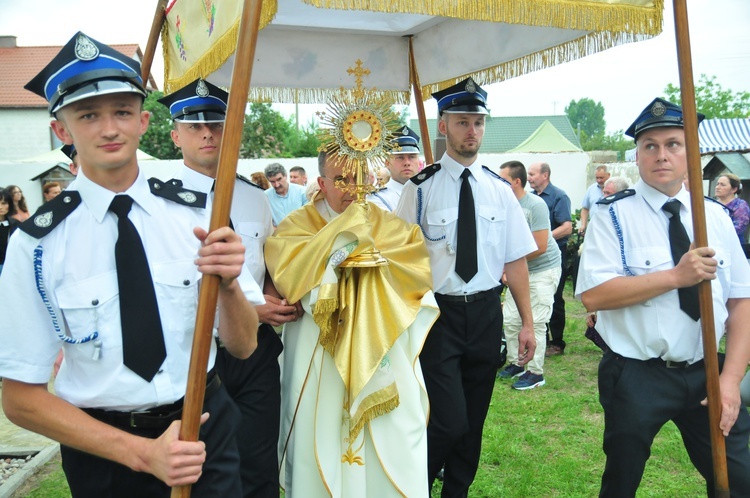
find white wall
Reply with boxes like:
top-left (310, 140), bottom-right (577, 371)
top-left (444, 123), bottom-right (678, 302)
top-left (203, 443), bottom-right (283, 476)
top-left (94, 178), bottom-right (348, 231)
top-left (0, 108), bottom-right (55, 162)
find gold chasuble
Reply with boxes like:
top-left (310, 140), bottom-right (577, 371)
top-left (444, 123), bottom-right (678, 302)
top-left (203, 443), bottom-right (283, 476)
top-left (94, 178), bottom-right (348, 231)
top-left (266, 197), bottom-right (438, 498)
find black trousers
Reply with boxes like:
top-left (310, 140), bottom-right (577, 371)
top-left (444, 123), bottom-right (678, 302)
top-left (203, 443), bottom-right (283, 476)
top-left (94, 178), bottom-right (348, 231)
top-left (547, 247), bottom-right (567, 348)
top-left (61, 385), bottom-right (241, 498)
top-left (422, 292), bottom-right (503, 498)
top-left (598, 352), bottom-right (750, 498)
top-left (215, 323), bottom-right (283, 498)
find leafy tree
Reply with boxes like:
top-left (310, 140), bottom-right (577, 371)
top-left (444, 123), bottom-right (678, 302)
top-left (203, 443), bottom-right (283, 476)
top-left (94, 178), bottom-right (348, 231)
top-left (241, 103), bottom-right (295, 158)
top-left (664, 74), bottom-right (750, 119)
top-left (285, 120), bottom-right (321, 158)
top-left (584, 130), bottom-right (634, 160)
top-left (141, 91), bottom-right (181, 160)
top-left (565, 98), bottom-right (606, 140)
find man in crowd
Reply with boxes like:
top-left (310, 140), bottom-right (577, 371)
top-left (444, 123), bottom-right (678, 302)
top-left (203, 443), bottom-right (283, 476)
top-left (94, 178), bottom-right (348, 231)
top-left (527, 162), bottom-right (572, 356)
top-left (0, 32), bottom-right (262, 496)
top-left (289, 165), bottom-right (307, 186)
top-left (577, 97), bottom-right (750, 496)
top-left (160, 78), bottom-right (299, 497)
top-left (395, 77), bottom-right (536, 497)
top-left (369, 125), bottom-right (421, 211)
top-left (266, 149), bottom-right (438, 497)
top-left (498, 160), bottom-right (561, 390)
top-left (579, 165), bottom-right (610, 235)
top-left (264, 163), bottom-right (307, 226)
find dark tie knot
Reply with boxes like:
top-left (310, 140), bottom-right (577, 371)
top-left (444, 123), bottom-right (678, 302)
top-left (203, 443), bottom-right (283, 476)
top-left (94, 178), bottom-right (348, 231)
top-left (662, 200), bottom-right (681, 218)
top-left (460, 169), bottom-right (472, 181)
top-left (109, 195), bottom-right (134, 218)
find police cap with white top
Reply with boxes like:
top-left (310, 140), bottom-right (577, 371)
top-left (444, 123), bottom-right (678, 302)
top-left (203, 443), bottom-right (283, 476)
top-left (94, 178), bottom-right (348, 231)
top-left (432, 77), bottom-right (488, 116)
top-left (25, 32), bottom-right (146, 115)
top-left (158, 78), bottom-right (228, 123)
top-left (625, 97), bottom-right (705, 140)
top-left (391, 125), bottom-right (420, 154)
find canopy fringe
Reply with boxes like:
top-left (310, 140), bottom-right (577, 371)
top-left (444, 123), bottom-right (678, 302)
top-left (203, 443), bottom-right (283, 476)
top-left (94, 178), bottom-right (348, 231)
top-left (302, 0), bottom-right (663, 35)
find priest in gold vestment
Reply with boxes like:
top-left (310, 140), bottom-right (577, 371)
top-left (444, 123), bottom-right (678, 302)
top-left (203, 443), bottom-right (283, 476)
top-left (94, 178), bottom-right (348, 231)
top-left (265, 150), bottom-right (439, 497)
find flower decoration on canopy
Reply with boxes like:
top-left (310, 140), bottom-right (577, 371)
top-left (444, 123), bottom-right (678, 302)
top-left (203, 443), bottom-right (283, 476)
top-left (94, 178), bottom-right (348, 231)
top-left (317, 59), bottom-right (401, 199)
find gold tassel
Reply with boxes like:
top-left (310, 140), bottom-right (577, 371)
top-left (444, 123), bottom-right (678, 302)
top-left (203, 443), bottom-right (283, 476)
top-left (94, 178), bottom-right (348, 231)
top-left (349, 391), bottom-right (400, 443)
top-left (313, 297), bottom-right (338, 357)
top-left (301, 0), bottom-right (663, 34)
top-left (246, 86), bottom-right (410, 105)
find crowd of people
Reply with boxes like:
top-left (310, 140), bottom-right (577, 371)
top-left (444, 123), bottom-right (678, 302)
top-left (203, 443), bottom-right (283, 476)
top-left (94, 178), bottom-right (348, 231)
top-left (2, 30), bottom-right (750, 498)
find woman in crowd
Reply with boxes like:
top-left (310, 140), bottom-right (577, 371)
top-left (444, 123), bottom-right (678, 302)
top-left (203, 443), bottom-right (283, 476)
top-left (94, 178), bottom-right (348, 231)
top-left (715, 173), bottom-right (750, 242)
top-left (6, 185), bottom-right (29, 222)
top-left (250, 171), bottom-right (270, 190)
top-left (0, 189), bottom-right (20, 276)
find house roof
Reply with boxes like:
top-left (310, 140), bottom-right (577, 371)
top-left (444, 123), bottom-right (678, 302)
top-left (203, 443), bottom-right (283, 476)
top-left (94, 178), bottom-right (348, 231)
top-left (409, 115), bottom-right (581, 154)
top-left (507, 120), bottom-right (582, 153)
top-left (703, 152), bottom-right (750, 180)
top-left (0, 42), bottom-right (156, 108)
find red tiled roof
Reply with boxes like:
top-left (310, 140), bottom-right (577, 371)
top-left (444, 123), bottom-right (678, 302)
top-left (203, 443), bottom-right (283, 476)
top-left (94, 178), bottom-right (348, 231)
top-left (0, 43), bottom-right (155, 108)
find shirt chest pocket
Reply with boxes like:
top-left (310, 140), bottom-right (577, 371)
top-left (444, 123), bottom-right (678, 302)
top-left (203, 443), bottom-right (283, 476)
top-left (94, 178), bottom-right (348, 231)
top-left (152, 260), bottom-right (201, 334)
top-left (623, 246), bottom-right (673, 275)
top-left (478, 206), bottom-right (506, 246)
top-left (56, 271), bottom-right (119, 347)
top-left (425, 208), bottom-right (458, 243)
top-left (236, 221), bottom-right (267, 267)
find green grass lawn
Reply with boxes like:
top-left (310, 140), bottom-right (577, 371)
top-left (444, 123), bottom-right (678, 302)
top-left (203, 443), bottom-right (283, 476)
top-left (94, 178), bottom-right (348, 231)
top-left (20, 282), bottom-right (710, 497)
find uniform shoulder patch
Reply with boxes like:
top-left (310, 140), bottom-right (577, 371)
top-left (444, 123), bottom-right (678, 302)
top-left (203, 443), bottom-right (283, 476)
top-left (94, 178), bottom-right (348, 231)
top-left (482, 165), bottom-right (510, 186)
top-left (19, 191), bottom-right (81, 239)
top-left (148, 178), bottom-right (207, 208)
top-left (409, 163), bottom-right (441, 185)
top-left (236, 174), bottom-right (264, 190)
top-left (596, 188), bottom-right (636, 205)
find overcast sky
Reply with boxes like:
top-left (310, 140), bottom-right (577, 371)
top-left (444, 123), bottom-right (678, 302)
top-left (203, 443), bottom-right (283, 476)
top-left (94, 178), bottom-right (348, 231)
top-left (1, 0), bottom-right (747, 133)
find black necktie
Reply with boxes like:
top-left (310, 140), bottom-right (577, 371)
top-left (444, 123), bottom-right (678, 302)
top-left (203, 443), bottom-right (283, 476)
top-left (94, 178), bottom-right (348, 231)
top-left (210, 180), bottom-right (234, 230)
top-left (455, 169), bottom-right (478, 282)
top-left (109, 195), bottom-right (166, 381)
top-left (662, 200), bottom-right (700, 321)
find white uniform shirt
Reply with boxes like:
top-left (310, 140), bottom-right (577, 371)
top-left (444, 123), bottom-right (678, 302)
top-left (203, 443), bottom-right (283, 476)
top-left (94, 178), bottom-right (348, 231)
top-left (175, 166), bottom-right (273, 287)
top-left (368, 178), bottom-right (404, 212)
top-left (395, 153), bottom-right (536, 295)
top-left (576, 179), bottom-right (750, 363)
top-left (0, 169), bottom-right (264, 411)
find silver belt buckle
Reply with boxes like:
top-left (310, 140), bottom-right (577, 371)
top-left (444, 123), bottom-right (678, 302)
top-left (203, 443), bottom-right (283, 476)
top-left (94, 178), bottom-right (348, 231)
top-left (665, 360), bottom-right (685, 368)
top-left (130, 410), bottom-right (150, 428)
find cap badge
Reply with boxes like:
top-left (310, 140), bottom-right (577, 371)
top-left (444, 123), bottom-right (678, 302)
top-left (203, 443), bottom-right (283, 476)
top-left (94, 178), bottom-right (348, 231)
top-left (650, 101), bottom-right (667, 117)
top-left (196, 79), bottom-right (210, 98)
top-left (177, 191), bottom-right (198, 204)
top-left (465, 79), bottom-right (476, 94)
top-left (74, 33), bottom-right (99, 61)
top-left (34, 212), bottom-right (53, 228)
top-left (401, 128), bottom-right (409, 136)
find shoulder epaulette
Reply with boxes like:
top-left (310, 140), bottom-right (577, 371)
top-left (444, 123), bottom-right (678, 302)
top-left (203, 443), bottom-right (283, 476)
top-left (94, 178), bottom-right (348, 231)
top-left (596, 188), bottom-right (636, 205)
top-left (704, 195), bottom-right (732, 215)
top-left (148, 178), bottom-right (207, 208)
top-left (410, 163), bottom-right (441, 185)
top-left (19, 191), bottom-right (81, 238)
top-left (236, 174), bottom-right (264, 190)
top-left (376, 187), bottom-right (388, 193)
top-left (482, 165), bottom-right (510, 186)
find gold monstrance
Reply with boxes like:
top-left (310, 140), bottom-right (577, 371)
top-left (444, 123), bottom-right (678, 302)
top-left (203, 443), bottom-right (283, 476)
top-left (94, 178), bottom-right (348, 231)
top-left (317, 60), bottom-right (402, 267)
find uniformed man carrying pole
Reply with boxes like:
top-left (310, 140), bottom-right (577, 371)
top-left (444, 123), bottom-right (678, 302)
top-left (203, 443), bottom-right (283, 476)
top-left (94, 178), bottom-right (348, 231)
top-left (0, 32), bottom-right (262, 497)
top-left (576, 98), bottom-right (750, 497)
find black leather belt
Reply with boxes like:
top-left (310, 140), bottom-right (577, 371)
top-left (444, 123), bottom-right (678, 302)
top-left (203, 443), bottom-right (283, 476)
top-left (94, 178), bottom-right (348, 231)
top-left (83, 370), bottom-right (221, 430)
top-left (648, 357), bottom-right (695, 369)
top-left (435, 286), bottom-right (501, 303)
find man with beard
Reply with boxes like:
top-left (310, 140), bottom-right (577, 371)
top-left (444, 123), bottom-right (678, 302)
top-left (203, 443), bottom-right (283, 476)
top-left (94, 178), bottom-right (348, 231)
top-left (395, 77), bottom-right (536, 497)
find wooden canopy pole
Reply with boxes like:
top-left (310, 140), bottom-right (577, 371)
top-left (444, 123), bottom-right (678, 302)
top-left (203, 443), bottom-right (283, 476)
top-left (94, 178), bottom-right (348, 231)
top-left (408, 36), bottom-right (433, 165)
top-left (672, 1), bottom-right (729, 496)
top-left (170, 0), bottom-right (265, 496)
top-left (141, 0), bottom-right (167, 87)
